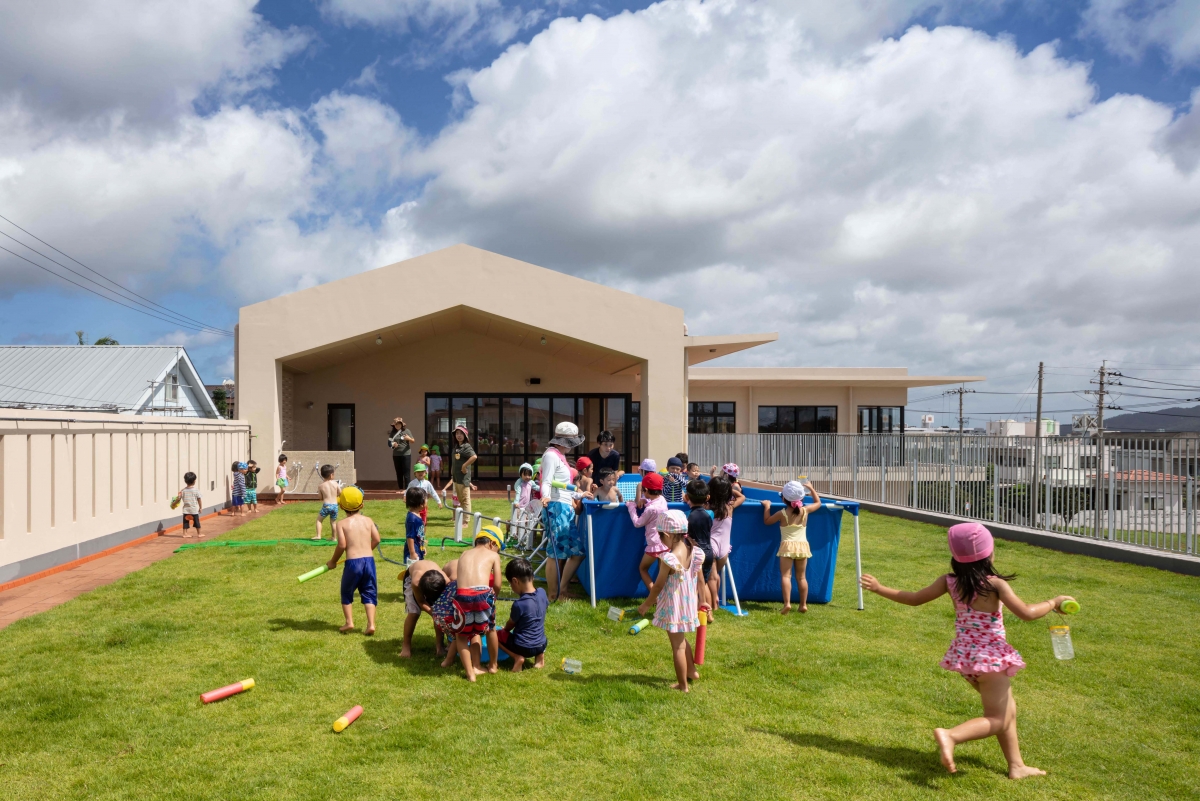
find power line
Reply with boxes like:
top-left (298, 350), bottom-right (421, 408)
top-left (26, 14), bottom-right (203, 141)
top-left (0, 245), bottom-right (226, 335)
top-left (0, 213), bottom-right (232, 336)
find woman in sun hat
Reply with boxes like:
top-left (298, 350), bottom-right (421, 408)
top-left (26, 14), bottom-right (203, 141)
top-left (539, 422), bottom-right (593, 601)
top-left (451, 424), bottom-right (477, 514)
top-left (860, 522), bottom-right (1077, 779)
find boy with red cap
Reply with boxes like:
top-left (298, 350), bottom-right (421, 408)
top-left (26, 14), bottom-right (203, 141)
top-left (628, 472), bottom-right (669, 594)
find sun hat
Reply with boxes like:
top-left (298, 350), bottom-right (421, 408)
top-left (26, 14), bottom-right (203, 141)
top-left (337, 485), bottom-right (365, 513)
top-left (721, 462), bottom-right (740, 479)
top-left (549, 421), bottom-right (585, 449)
top-left (453, 424), bottom-right (469, 441)
top-left (519, 462), bottom-right (533, 475)
top-left (947, 522), bottom-right (994, 563)
top-left (781, 480), bottom-right (807, 505)
top-left (575, 456), bottom-right (593, 470)
top-left (431, 445), bottom-right (440, 454)
top-left (639, 458), bottom-right (657, 473)
top-left (666, 457), bottom-right (683, 469)
top-left (236, 461), bottom-right (247, 470)
top-left (659, 509), bottom-right (689, 535)
top-left (476, 524), bottom-right (505, 550)
top-left (641, 472), bottom-right (664, 492)
top-left (419, 443), bottom-right (429, 451)
top-left (414, 463), bottom-right (427, 474)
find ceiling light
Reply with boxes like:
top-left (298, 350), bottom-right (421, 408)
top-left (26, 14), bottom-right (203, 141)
top-left (376, 336), bottom-right (383, 345)
top-left (540, 335), bottom-right (547, 345)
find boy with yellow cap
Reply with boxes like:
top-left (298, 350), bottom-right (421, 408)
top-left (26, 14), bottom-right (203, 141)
top-left (325, 485), bottom-right (381, 635)
top-left (434, 525), bottom-right (503, 681)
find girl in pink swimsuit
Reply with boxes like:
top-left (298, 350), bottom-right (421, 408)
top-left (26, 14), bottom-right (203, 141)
top-left (860, 522), bottom-right (1076, 780)
top-left (706, 475), bottom-right (743, 606)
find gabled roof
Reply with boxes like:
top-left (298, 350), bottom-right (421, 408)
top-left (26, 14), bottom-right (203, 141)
top-left (0, 346), bottom-right (221, 417)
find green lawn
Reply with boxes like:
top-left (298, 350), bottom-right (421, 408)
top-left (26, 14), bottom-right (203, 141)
top-left (1, 501), bottom-right (1197, 800)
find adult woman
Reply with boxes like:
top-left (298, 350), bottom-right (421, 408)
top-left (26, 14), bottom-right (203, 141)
top-left (389, 417), bottom-right (415, 490)
top-left (540, 422), bottom-right (593, 601)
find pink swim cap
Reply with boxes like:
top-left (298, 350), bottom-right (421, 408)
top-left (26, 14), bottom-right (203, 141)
top-left (947, 522), bottom-right (994, 563)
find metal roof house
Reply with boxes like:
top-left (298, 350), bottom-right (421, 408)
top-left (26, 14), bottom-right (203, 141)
top-left (0, 346), bottom-right (222, 418)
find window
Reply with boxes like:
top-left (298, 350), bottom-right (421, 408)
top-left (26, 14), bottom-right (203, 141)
top-left (328, 404), bottom-right (355, 451)
top-left (689, 402), bottom-right (736, 434)
top-left (165, 374), bottom-right (179, 403)
top-left (759, 406), bottom-right (837, 433)
top-left (858, 406), bottom-right (903, 433)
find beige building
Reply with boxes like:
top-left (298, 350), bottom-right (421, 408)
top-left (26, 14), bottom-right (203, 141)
top-left (237, 245), bottom-right (980, 485)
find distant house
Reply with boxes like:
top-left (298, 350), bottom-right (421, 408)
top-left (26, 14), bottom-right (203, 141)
top-left (0, 346), bottom-right (222, 418)
top-left (205, 383), bottom-right (236, 419)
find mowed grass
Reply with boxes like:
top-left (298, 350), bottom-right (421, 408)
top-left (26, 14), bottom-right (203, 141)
top-left (0, 501), bottom-right (1197, 801)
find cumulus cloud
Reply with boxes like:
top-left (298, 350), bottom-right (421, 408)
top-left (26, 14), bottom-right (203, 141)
top-left (1083, 0), bottom-right (1200, 66)
top-left (321, 0), bottom-right (546, 55)
top-left (0, 0), bottom-right (309, 124)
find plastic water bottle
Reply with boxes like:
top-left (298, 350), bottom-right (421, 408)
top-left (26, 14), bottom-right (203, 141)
top-left (1049, 624), bottom-right (1074, 660)
top-left (561, 657), bottom-right (582, 674)
top-left (607, 606), bottom-right (625, 622)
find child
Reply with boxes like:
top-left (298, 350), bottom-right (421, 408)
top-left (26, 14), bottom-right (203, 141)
top-left (860, 523), bottom-right (1074, 779)
top-left (498, 557), bottom-right (548, 672)
top-left (512, 462), bottom-right (536, 509)
top-left (432, 526), bottom-right (503, 681)
top-left (707, 475), bottom-right (742, 605)
top-left (314, 464), bottom-right (339, 540)
top-left (404, 486), bottom-right (427, 562)
top-left (429, 446), bottom-right (443, 490)
top-left (325, 485), bottom-right (380, 634)
top-left (407, 463), bottom-right (443, 522)
top-left (633, 458), bottom-right (657, 506)
top-left (675, 452), bottom-right (689, 465)
top-left (402, 560), bottom-right (448, 659)
top-left (685, 478), bottom-right (716, 616)
top-left (663, 457), bottom-right (687, 503)
top-left (245, 460), bottom-right (260, 512)
top-left (592, 467), bottom-right (623, 503)
top-left (636, 509), bottom-right (703, 692)
top-left (275, 454), bottom-right (289, 504)
top-left (761, 480), bottom-right (822, 614)
top-left (177, 471), bottom-right (202, 538)
top-left (712, 462), bottom-right (745, 504)
top-left (417, 444), bottom-right (432, 473)
top-left (628, 472), bottom-right (669, 593)
top-left (686, 462), bottom-right (702, 480)
top-left (231, 461), bottom-right (246, 516)
top-left (574, 456), bottom-right (594, 494)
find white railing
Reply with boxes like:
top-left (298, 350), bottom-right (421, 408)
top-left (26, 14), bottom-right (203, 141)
top-left (689, 432), bottom-right (1197, 555)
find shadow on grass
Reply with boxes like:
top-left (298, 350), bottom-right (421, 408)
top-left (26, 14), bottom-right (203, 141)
top-left (753, 729), bottom-right (989, 787)
top-left (267, 618), bottom-right (343, 633)
top-left (363, 636), bottom-right (456, 676)
top-left (546, 671), bottom-right (664, 688)
top-left (376, 592), bottom-right (405, 604)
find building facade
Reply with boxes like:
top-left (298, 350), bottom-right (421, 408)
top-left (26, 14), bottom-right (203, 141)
top-left (237, 245), bottom-right (980, 484)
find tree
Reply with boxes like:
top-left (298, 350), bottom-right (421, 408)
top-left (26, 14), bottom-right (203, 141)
top-left (211, 388), bottom-right (228, 418)
top-left (76, 330), bottom-right (86, 345)
top-left (92, 336), bottom-right (119, 345)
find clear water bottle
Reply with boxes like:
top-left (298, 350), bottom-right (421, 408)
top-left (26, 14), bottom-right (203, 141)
top-left (561, 657), bottom-right (582, 674)
top-left (1049, 624), bottom-right (1074, 660)
top-left (607, 606), bottom-right (625, 622)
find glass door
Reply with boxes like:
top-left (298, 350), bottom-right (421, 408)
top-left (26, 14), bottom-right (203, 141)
top-left (501, 397), bottom-right (526, 478)
top-left (476, 397), bottom-right (501, 479)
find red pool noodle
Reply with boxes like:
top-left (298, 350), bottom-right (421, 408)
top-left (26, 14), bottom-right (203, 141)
top-left (695, 618), bottom-right (707, 665)
top-left (201, 678), bottom-right (254, 704)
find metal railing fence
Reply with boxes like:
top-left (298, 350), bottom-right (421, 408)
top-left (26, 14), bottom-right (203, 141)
top-left (689, 433), bottom-right (1198, 555)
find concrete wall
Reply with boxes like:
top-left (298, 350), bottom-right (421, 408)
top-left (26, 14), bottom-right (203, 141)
top-left (687, 385), bottom-right (908, 433)
top-left (288, 328), bottom-right (640, 482)
top-left (0, 409), bottom-right (250, 581)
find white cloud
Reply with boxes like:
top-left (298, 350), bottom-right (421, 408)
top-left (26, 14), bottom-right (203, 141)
top-left (0, 0), bottom-right (309, 124)
top-left (320, 0), bottom-right (543, 54)
top-left (1083, 0), bottom-right (1200, 66)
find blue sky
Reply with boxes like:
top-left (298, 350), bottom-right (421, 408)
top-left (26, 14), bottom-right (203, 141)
top-left (2, 0), bottom-right (1200, 424)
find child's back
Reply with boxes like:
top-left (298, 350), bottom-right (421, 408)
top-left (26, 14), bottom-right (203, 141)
top-left (338, 512), bottom-right (379, 560)
top-left (319, 478), bottom-right (339, 504)
top-left (458, 541), bottom-right (501, 589)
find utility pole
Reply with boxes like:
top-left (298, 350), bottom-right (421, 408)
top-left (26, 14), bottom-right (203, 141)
top-left (946, 386), bottom-right (976, 433)
top-left (1092, 360), bottom-right (1109, 538)
top-left (1034, 361), bottom-right (1044, 526)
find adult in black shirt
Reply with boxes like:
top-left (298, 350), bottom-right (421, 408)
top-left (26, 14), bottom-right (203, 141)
top-left (586, 430), bottom-right (622, 477)
top-left (685, 478), bottom-right (716, 612)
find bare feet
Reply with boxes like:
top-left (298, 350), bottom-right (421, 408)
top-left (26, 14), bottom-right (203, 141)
top-left (511, 656), bottom-right (525, 673)
top-left (486, 664), bottom-right (499, 674)
top-left (533, 654), bottom-right (545, 669)
top-left (1008, 765), bottom-right (1046, 780)
top-left (933, 728), bottom-right (957, 774)
top-left (670, 682), bottom-right (690, 692)
top-left (781, 604), bottom-right (792, 615)
top-left (364, 626), bottom-right (376, 636)
top-left (440, 653), bottom-right (456, 668)
top-left (688, 670), bottom-right (700, 681)
top-left (400, 646), bottom-right (412, 658)
top-left (799, 605), bottom-right (808, 613)
top-left (339, 624), bottom-right (355, 633)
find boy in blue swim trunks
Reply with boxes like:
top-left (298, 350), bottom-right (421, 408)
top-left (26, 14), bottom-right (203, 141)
top-left (325, 485), bottom-right (380, 634)
top-left (314, 464), bottom-right (339, 540)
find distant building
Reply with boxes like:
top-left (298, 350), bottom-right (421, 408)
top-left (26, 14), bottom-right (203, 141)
top-left (206, 382), bottom-right (236, 419)
top-left (986, 419), bottom-right (1061, 437)
top-left (0, 346), bottom-right (222, 418)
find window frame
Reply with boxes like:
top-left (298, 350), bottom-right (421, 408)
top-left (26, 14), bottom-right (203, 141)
top-left (688, 401), bottom-right (736, 434)
top-left (758, 405), bottom-right (838, 434)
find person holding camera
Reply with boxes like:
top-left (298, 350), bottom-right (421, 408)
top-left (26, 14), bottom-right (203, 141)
top-left (389, 416), bottom-right (415, 490)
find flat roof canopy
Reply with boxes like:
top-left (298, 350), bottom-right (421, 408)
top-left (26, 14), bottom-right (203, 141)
top-left (688, 367), bottom-right (985, 388)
